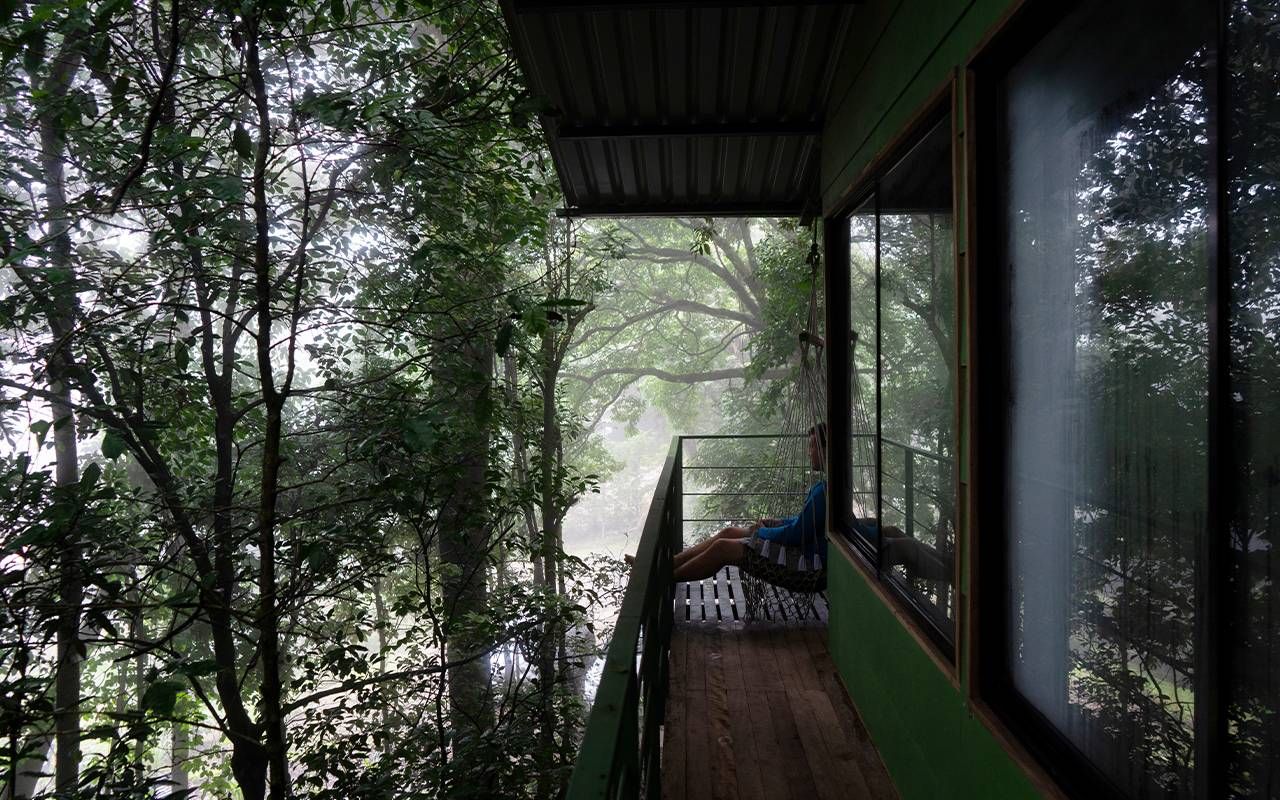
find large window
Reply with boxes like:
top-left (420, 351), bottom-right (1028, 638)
top-left (976, 0), bottom-right (1280, 796)
top-left (1225, 1), bottom-right (1280, 795)
top-left (842, 109), bottom-right (957, 652)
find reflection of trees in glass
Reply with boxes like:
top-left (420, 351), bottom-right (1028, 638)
top-left (878, 212), bottom-right (956, 623)
top-left (1057, 48), bottom-right (1210, 797)
top-left (849, 210), bottom-right (878, 518)
top-left (1227, 2), bottom-right (1280, 796)
top-left (847, 186), bottom-right (956, 626)
top-left (879, 213), bottom-right (956, 457)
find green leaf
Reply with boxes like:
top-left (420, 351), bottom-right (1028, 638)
top-left (402, 418), bottom-right (437, 452)
top-left (101, 430), bottom-right (126, 460)
top-left (89, 36), bottom-right (110, 73)
top-left (141, 679), bottom-right (184, 715)
top-left (232, 123), bottom-right (253, 160)
top-left (110, 74), bottom-right (129, 108)
top-left (209, 175), bottom-right (242, 201)
top-left (80, 462), bottom-right (102, 491)
top-left (5, 525), bottom-right (54, 551)
top-left (29, 419), bottom-right (50, 447)
top-left (0, 0), bottom-right (17, 27)
top-left (330, 0), bottom-right (345, 24)
top-left (22, 30), bottom-right (44, 74)
top-left (175, 343), bottom-right (189, 372)
top-left (176, 659), bottom-right (219, 677)
top-left (87, 607), bottom-right (119, 638)
top-left (495, 321), bottom-right (514, 357)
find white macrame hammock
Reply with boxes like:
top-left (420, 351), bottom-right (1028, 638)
top-left (738, 237), bottom-right (876, 621)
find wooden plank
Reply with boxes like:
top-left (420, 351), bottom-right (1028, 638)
top-left (719, 627), bottom-right (767, 800)
top-left (744, 625), bottom-right (783, 688)
top-left (683, 628), bottom-right (712, 799)
top-left (815, 591), bottom-right (829, 622)
top-left (668, 627), bottom-right (688, 695)
top-left (769, 626), bottom-right (801, 690)
top-left (663, 628), bottom-right (688, 800)
top-left (701, 578), bottom-right (718, 623)
top-left (787, 687), bottom-right (874, 800)
top-left (808, 687), bottom-right (879, 798)
top-left (744, 688), bottom-right (792, 800)
top-left (728, 567), bottom-right (746, 621)
top-left (786, 628), bottom-right (824, 693)
top-left (805, 632), bottom-right (900, 799)
top-left (705, 628), bottom-right (738, 800)
top-left (715, 568), bottom-right (732, 622)
top-left (764, 687), bottom-right (821, 797)
top-left (718, 625), bottom-right (746, 695)
top-left (804, 627), bottom-right (829, 663)
top-left (808, 629), bottom-right (870, 743)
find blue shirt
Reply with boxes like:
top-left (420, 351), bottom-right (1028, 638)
top-left (756, 481), bottom-right (827, 561)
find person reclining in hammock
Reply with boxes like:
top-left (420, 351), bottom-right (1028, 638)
top-left (673, 425), bottom-right (830, 582)
top-left (672, 424), bottom-right (954, 584)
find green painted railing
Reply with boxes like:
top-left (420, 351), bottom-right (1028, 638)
top-left (566, 437), bottom-right (682, 800)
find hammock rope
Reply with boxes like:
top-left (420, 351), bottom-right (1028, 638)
top-left (738, 226), bottom-right (872, 620)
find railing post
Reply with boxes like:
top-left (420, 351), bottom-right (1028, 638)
top-left (904, 448), bottom-right (915, 538)
top-left (673, 440), bottom-right (684, 552)
top-left (566, 437), bottom-right (681, 800)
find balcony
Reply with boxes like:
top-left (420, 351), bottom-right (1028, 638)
top-left (567, 436), bottom-right (900, 799)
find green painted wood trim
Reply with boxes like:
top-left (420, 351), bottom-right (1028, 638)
top-left (821, 0), bottom-right (1017, 213)
top-left (826, 550), bottom-right (1043, 799)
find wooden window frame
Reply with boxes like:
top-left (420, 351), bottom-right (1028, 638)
top-left (823, 78), bottom-right (962, 673)
top-left (964, 0), bottom-right (1233, 797)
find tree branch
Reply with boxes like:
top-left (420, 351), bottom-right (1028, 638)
top-left (108, 0), bottom-right (184, 214)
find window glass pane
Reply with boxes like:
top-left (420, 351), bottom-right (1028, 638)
top-left (848, 196), bottom-right (879, 551)
top-left (878, 118), bottom-right (957, 634)
top-left (999, 0), bottom-right (1211, 794)
top-left (1227, 1), bottom-right (1280, 795)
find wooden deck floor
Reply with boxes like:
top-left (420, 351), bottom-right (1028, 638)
top-left (662, 568), bottom-right (898, 800)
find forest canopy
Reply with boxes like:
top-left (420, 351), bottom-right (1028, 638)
top-left (0, 2), bottom-right (820, 798)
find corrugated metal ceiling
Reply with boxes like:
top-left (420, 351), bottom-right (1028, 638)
top-left (502, 1), bottom-right (856, 217)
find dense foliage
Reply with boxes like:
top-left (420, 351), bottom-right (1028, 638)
top-left (0, 1), bottom-right (621, 798)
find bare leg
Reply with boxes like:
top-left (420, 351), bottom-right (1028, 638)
top-left (674, 538), bottom-right (747, 582)
top-left (673, 525), bottom-right (750, 568)
top-left (882, 533), bottom-right (953, 583)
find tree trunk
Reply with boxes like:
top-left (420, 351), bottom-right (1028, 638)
top-left (372, 582), bottom-right (392, 758)
top-left (131, 591), bottom-right (146, 778)
top-left (503, 355), bottom-right (542, 570)
top-left (3, 731), bottom-right (51, 800)
top-left (33, 44), bottom-right (84, 797)
top-left (437, 334), bottom-right (495, 742)
top-left (535, 332), bottom-right (563, 796)
top-left (169, 720), bottom-right (189, 796)
top-left (245, 20), bottom-right (289, 799)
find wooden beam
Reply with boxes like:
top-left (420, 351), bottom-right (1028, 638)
top-left (556, 202), bottom-right (807, 218)
top-left (557, 121), bottom-right (822, 140)
top-left (513, 0), bottom-right (858, 13)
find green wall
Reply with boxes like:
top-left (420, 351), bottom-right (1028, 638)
top-left (822, 0), bottom-right (1010, 212)
top-left (820, 1), bottom-right (1048, 797)
top-left (827, 553), bottom-right (1041, 799)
